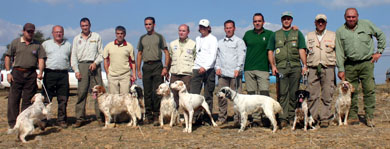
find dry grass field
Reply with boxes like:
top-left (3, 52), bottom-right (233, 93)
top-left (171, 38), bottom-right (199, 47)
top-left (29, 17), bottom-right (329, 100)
top-left (0, 83), bottom-right (390, 148)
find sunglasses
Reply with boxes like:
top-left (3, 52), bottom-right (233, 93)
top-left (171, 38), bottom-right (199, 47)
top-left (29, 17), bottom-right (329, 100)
top-left (26, 30), bottom-right (35, 34)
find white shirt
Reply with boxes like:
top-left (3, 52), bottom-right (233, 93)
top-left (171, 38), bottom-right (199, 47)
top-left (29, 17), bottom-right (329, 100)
top-left (193, 33), bottom-right (218, 70)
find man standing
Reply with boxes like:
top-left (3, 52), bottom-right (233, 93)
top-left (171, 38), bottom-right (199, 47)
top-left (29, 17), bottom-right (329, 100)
top-left (243, 13), bottom-right (273, 96)
top-left (215, 20), bottom-right (246, 126)
top-left (41, 25), bottom-right (72, 128)
top-left (71, 17), bottom-right (104, 127)
top-left (190, 19), bottom-right (218, 125)
top-left (104, 26), bottom-right (136, 94)
top-left (306, 14), bottom-right (336, 128)
top-left (169, 24), bottom-right (196, 106)
top-left (136, 17), bottom-right (170, 124)
top-left (336, 8), bottom-right (386, 127)
top-left (5, 23), bottom-right (46, 129)
top-left (268, 12), bottom-right (307, 128)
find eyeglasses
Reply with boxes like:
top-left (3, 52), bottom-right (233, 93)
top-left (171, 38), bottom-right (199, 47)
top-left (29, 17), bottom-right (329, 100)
top-left (26, 30), bottom-right (35, 34)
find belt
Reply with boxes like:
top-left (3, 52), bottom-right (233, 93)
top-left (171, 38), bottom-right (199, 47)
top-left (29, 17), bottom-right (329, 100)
top-left (13, 67), bottom-right (35, 73)
top-left (44, 68), bottom-right (68, 73)
top-left (145, 60), bottom-right (161, 65)
top-left (79, 61), bottom-right (94, 63)
top-left (345, 58), bottom-right (371, 65)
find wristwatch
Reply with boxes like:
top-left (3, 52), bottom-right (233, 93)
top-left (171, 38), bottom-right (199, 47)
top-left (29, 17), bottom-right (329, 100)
top-left (6, 70), bottom-right (11, 74)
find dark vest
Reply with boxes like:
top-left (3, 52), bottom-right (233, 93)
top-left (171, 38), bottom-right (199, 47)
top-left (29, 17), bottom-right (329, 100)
top-left (274, 29), bottom-right (301, 69)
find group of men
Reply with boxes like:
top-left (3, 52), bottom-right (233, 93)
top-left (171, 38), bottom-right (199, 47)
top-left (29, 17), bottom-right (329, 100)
top-left (6, 7), bottom-right (386, 130)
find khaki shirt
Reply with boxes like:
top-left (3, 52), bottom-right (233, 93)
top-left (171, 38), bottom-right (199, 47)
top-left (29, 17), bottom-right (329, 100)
top-left (71, 32), bottom-right (103, 72)
top-left (306, 30), bottom-right (336, 67)
top-left (103, 41), bottom-right (135, 77)
top-left (169, 38), bottom-right (196, 75)
top-left (6, 37), bottom-right (46, 69)
top-left (336, 19), bottom-right (386, 71)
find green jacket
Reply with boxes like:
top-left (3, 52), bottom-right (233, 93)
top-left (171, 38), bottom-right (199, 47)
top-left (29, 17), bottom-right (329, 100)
top-left (336, 19), bottom-right (387, 72)
top-left (274, 29), bottom-right (301, 69)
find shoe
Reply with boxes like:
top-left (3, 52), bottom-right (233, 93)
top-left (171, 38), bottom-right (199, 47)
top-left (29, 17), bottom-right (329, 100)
top-left (143, 118), bottom-right (153, 125)
top-left (366, 118), bottom-right (375, 127)
top-left (348, 118), bottom-right (360, 125)
top-left (73, 120), bottom-right (84, 128)
top-left (57, 121), bottom-right (68, 128)
top-left (320, 121), bottom-right (329, 128)
top-left (280, 120), bottom-right (288, 128)
top-left (233, 121), bottom-right (240, 128)
top-left (97, 121), bottom-right (105, 127)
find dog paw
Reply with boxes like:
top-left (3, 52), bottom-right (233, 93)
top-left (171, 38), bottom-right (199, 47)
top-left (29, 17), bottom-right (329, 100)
top-left (291, 128), bottom-right (295, 131)
top-left (238, 129), bottom-right (244, 133)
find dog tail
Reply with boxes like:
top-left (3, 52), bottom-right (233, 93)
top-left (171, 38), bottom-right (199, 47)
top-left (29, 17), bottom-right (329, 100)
top-left (273, 101), bottom-right (283, 115)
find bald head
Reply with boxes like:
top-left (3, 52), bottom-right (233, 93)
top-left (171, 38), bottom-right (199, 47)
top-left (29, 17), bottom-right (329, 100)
top-left (178, 24), bottom-right (190, 41)
top-left (52, 25), bottom-right (64, 44)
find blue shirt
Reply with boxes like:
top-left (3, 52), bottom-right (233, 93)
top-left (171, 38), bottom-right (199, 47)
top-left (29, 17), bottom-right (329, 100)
top-left (215, 35), bottom-right (246, 78)
top-left (42, 39), bottom-right (72, 70)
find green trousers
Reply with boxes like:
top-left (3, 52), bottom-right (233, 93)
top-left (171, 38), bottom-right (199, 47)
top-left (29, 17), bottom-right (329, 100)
top-left (142, 62), bottom-right (163, 120)
top-left (277, 66), bottom-right (301, 121)
top-left (345, 60), bottom-right (376, 119)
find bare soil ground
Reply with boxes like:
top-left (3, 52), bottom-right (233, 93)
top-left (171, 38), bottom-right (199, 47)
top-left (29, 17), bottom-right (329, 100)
top-left (1, 84), bottom-right (390, 148)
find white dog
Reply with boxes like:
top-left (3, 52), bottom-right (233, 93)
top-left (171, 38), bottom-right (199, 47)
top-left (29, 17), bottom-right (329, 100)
top-left (217, 87), bottom-right (282, 133)
top-left (291, 90), bottom-right (315, 131)
top-left (335, 81), bottom-right (354, 126)
top-left (170, 80), bottom-right (217, 133)
top-left (92, 85), bottom-right (142, 128)
top-left (156, 83), bottom-right (179, 127)
top-left (7, 93), bottom-right (52, 143)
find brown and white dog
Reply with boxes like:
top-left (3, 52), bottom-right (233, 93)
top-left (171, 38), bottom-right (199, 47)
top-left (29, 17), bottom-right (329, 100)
top-left (92, 85), bottom-right (142, 128)
top-left (156, 83), bottom-right (179, 127)
top-left (7, 93), bottom-right (52, 143)
top-left (335, 81), bottom-right (354, 126)
top-left (292, 90), bottom-right (315, 131)
top-left (217, 87), bottom-right (282, 133)
top-left (170, 80), bottom-right (218, 133)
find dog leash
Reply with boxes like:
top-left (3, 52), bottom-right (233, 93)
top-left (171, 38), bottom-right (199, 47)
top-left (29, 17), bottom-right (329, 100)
top-left (302, 70), bottom-right (308, 90)
top-left (40, 80), bottom-right (52, 103)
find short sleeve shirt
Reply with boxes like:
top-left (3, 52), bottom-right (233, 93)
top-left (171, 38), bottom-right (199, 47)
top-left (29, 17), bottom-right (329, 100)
top-left (6, 37), bottom-right (46, 69)
top-left (137, 32), bottom-right (167, 62)
top-left (103, 41), bottom-right (135, 76)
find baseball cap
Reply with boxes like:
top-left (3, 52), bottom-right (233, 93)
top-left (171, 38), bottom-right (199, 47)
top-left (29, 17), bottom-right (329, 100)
top-left (281, 11), bottom-right (293, 18)
top-left (23, 23), bottom-right (35, 31)
top-left (199, 19), bottom-right (210, 27)
top-left (315, 14), bottom-right (327, 22)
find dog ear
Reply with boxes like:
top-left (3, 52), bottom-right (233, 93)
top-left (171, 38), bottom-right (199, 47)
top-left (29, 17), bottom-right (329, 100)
top-left (165, 87), bottom-right (170, 95)
top-left (304, 90), bottom-right (310, 98)
top-left (225, 89), bottom-right (232, 99)
top-left (99, 86), bottom-right (106, 94)
top-left (136, 86), bottom-right (144, 99)
top-left (31, 94), bottom-right (37, 103)
top-left (295, 90), bottom-right (300, 98)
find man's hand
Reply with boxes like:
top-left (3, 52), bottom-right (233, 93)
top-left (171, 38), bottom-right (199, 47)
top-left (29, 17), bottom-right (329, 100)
top-left (37, 73), bottom-right (43, 80)
top-left (338, 71), bottom-right (345, 81)
top-left (75, 72), bottom-right (81, 80)
top-left (89, 63), bottom-right (97, 71)
top-left (271, 66), bottom-right (278, 76)
top-left (301, 66), bottom-right (308, 75)
top-left (7, 74), bottom-right (13, 83)
top-left (161, 67), bottom-right (168, 76)
top-left (131, 73), bottom-right (136, 82)
top-left (371, 53), bottom-right (382, 63)
top-left (234, 70), bottom-right (239, 78)
top-left (137, 71), bottom-right (142, 79)
top-left (199, 67), bottom-right (206, 74)
top-left (216, 69), bottom-right (222, 76)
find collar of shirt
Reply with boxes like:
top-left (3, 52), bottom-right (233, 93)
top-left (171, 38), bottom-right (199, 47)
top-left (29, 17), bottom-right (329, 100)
top-left (224, 36), bottom-right (234, 42)
top-left (114, 39), bottom-right (127, 46)
top-left (79, 32), bottom-right (92, 39)
top-left (179, 38), bottom-right (188, 43)
top-left (316, 29), bottom-right (327, 41)
top-left (20, 37), bottom-right (34, 43)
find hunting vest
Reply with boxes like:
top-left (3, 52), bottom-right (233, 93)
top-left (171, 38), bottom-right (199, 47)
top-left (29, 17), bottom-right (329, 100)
top-left (274, 29), bottom-right (300, 69)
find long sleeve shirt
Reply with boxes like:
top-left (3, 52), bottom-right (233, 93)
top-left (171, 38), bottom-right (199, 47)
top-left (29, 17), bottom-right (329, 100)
top-left (215, 35), bottom-right (246, 78)
top-left (193, 34), bottom-right (218, 70)
top-left (71, 32), bottom-right (103, 72)
top-left (336, 19), bottom-right (386, 72)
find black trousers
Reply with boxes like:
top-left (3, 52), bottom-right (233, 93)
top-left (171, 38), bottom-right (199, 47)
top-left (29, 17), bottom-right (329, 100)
top-left (7, 69), bottom-right (37, 128)
top-left (142, 62), bottom-right (163, 120)
top-left (42, 69), bottom-right (69, 122)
